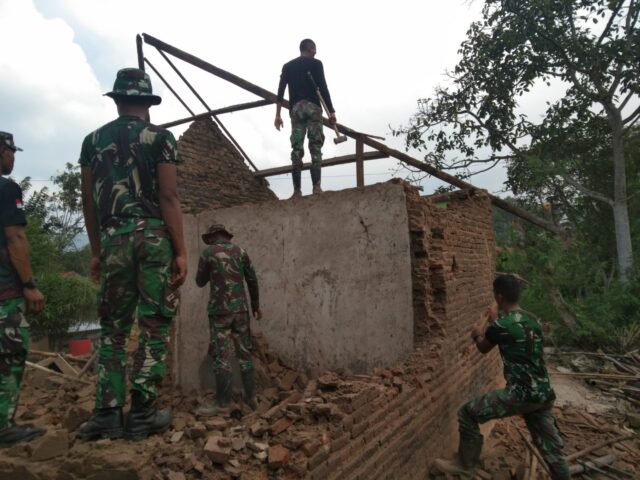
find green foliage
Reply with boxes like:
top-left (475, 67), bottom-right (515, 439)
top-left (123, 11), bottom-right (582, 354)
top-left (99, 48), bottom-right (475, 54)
top-left (21, 162), bottom-right (84, 252)
top-left (15, 163), bottom-right (96, 341)
top-left (29, 273), bottom-right (97, 342)
top-left (24, 216), bottom-right (64, 275)
top-left (496, 210), bottom-right (640, 353)
top-left (396, 0), bottom-right (640, 277)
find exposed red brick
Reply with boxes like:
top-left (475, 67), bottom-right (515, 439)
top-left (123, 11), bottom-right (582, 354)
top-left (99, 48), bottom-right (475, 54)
top-left (177, 119), bottom-right (276, 214)
top-left (267, 444), bottom-right (289, 469)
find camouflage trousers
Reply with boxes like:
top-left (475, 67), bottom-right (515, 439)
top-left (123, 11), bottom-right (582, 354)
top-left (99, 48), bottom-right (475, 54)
top-left (290, 100), bottom-right (325, 186)
top-left (208, 312), bottom-right (253, 373)
top-left (458, 389), bottom-right (570, 480)
top-left (0, 298), bottom-right (28, 430)
top-left (95, 227), bottom-right (179, 409)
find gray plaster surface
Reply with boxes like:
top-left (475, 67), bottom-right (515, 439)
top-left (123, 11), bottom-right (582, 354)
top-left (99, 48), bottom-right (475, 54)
top-left (174, 182), bottom-right (414, 391)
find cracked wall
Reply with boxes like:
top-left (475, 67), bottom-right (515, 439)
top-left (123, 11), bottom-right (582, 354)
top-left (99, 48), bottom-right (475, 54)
top-left (175, 182), bottom-right (415, 391)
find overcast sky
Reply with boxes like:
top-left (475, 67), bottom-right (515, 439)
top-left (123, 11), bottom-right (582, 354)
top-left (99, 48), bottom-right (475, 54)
top-left (1, 0), bottom-right (521, 198)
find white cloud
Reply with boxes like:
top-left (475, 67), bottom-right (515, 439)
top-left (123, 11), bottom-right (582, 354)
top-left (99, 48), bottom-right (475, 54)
top-left (0, 0), bottom-right (111, 182)
top-left (7, 0), bottom-right (512, 198)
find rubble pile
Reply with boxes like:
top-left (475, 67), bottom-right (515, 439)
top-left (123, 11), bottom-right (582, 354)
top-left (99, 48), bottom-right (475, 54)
top-left (1, 336), bottom-right (638, 480)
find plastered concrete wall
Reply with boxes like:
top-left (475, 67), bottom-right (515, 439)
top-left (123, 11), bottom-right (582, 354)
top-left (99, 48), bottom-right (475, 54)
top-left (175, 182), bottom-right (414, 391)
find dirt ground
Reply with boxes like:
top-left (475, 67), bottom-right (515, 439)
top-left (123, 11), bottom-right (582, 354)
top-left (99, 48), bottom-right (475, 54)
top-left (0, 344), bottom-right (638, 480)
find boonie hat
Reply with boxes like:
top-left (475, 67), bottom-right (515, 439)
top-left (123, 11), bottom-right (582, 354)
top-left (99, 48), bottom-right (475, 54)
top-left (104, 68), bottom-right (162, 105)
top-left (202, 224), bottom-right (233, 243)
top-left (0, 132), bottom-right (23, 152)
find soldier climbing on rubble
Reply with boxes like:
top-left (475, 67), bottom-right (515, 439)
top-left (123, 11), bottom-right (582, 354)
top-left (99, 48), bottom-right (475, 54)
top-left (77, 68), bottom-right (187, 441)
top-left (0, 132), bottom-right (47, 448)
top-left (432, 274), bottom-right (570, 479)
top-left (274, 38), bottom-right (337, 197)
top-left (195, 224), bottom-right (261, 417)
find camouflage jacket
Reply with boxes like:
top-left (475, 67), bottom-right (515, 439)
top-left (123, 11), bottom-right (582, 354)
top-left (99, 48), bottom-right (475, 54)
top-left (78, 115), bottom-right (181, 236)
top-left (485, 309), bottom-right (555, 403)
top-left (0, 176), bottom-right (27, 301)
top-left (196, 240), bottom-right (259, 316)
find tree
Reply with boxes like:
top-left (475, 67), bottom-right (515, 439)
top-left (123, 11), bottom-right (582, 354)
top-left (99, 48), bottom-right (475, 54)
top-left (21, 162), bottom-right (84, 252)
top-left (15, 165), bottom-right (96, 344)
top-left (397, 0), bottom-right (639, 279)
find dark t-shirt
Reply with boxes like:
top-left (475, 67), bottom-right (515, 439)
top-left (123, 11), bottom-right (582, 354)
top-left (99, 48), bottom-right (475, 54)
top-left (277, 56), bottom-right (334, 112)
top-left (0, 177), bottom-right (27, 301)
top-left (485, 309), bottom-right (555, 403)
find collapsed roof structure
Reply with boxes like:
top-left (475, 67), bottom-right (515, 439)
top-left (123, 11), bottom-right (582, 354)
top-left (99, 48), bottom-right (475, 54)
top-left (137, 33), bottom-right (559, 235)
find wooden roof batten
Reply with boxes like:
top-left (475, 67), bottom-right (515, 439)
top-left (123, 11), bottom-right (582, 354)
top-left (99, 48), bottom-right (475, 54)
top-left (137, 33), bottom-right (560, 235)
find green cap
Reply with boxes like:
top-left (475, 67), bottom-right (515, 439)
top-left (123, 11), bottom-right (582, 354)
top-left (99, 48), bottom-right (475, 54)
top-left (202, 224), bottom-right (233, 243)
top-left (104, 68), bottom-right (162, 105)
top-left (0, 131), bottom-right (23, 152)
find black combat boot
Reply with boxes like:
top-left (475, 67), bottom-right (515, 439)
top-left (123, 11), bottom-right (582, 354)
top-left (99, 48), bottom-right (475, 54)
top-left (195, 371), bottom-right (232, 417)
top-left (291, 167), bottom-right (302, 198)
top-left (77, 408), bottom-right (124, 440)
top-left (241, 369), bottom-right (258, 410)
top-left (124, 392), bottom-right (172, 441)
top-left (0, 422), bottom-right (46, 448)
top-left (311, 165), bottom-right (322, 194)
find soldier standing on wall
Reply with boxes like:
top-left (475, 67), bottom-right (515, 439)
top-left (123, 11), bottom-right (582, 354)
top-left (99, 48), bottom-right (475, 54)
top-left (0, 132), bottom-right (47, 447)
top-left (195, 224), bottom-right (261, 417)
top-left (274, 38), bottom-right (337, 197)
top-left (432, 274), bottom-right (570, 480)
top-left (77, 68), bottom-right (187, 441)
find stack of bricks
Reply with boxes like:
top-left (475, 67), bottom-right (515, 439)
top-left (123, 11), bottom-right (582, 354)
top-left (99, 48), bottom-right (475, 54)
top-left (176, 118), bottom-right (277, 213)
top-left (298, 183), bottom-right (502, 479)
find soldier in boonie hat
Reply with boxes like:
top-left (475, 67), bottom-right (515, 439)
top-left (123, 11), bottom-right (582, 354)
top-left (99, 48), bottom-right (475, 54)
top-left (0, 132), bottom-right (23, 152)
top-left (77, 66), bottom-right (186, 442)
top-left (202, 224), bottom-right (233, 244)
top-left (104, 68), bottom-right (162, 105)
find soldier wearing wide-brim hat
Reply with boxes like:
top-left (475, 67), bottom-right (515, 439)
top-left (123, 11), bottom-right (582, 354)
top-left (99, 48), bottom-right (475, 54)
top-left (78, 68), bottom-right (187, 442)
top-left (201, 224), bottom-right (234, 244)
top-left (0, 131), bottom-right (47, 447)
top-left (0, 132), bottom-right (23, 152)
top-left (104, 68), bottom-right (162, 105)
top-left (195, 223), bottom-right (262, 417)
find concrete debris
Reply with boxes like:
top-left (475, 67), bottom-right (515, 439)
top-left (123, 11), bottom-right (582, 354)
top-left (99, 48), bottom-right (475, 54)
top-left (203, 435), bottom-right (231, 465)
top-left (268, 444), bottom-right (289, 469)
top-left (29, 429), bottom-right (69, 461)
top-left (4, 327), bottom-right (638, 480)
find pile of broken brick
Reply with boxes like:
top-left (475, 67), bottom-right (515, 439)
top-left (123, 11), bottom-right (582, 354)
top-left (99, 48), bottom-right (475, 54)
top-left (0, 333), bottom-right (410, 479)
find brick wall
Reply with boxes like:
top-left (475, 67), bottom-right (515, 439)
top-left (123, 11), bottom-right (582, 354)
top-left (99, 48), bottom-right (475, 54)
top-left (302, 185), bottom-right (502, 479)
top-left (176, 118), bottom-right (277, 213)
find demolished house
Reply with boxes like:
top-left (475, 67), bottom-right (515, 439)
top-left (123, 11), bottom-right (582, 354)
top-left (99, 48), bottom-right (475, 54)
top-left (171, 108), bottom-right (503, 478)
top-left (0, 34), bottom-right (570, 480)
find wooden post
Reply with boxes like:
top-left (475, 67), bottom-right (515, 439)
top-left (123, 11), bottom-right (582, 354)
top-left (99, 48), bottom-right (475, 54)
top-left (136, 34), bottom-right (144, 71)
top-left (356, 135), bottom-right (364, 187)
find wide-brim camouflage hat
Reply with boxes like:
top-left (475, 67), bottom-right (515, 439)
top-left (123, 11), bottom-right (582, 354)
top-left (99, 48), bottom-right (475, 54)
top-left (202, 224), bottom-right (233, 242)
top-left (104, 68), bottom-right (162, 105)
top-left (0, 131), bottom-right (23, 152)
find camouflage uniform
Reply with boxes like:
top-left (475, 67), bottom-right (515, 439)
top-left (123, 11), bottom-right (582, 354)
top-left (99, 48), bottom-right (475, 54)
top-left (458, 310), bottom-right (569, 479)
top-left (290, 100), bottom-right (325, 186)
top-left (0, 149), bottom-right (28, 429)
top-left (196, 234), bottom-right (259, 373)
top-left (79, 80), bottom-right (180, 409)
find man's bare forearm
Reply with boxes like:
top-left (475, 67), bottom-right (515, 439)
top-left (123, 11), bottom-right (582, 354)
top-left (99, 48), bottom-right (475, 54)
top-left (81, 167), bottom-right (100, 257)
top-left (160, 193), bottom-right (186, 257)
top-left (5, 226), bottom-right (34, 282)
